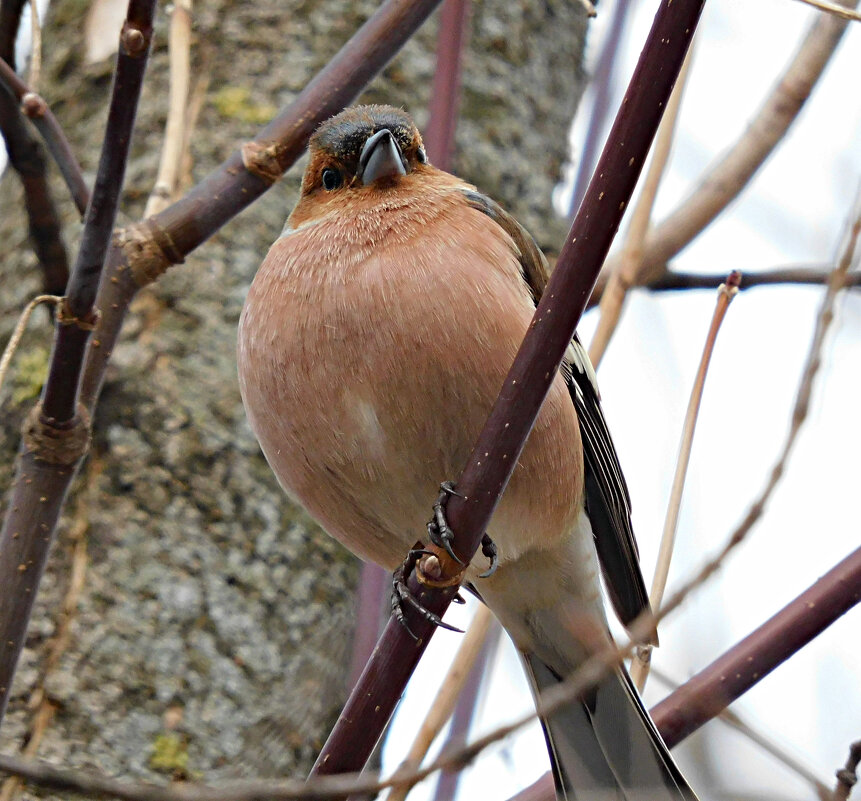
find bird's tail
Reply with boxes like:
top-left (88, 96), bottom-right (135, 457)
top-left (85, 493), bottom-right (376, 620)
top-left (523, 654), bottom-right (696, 801)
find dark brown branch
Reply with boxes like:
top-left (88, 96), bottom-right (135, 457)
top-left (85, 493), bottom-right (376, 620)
top-left (652, 544), bottom-right (861, 747)
top-left (310, 0), bottom-right (705, 783)
top-left (645, 266), bottom-right (859, 293)
top-left (834, 741), bottom-right (861, 801)
top-left (0, 56), bottom-right (90, 216)
top-left (0, 85), bottom-right (69, 295)
top-left (584, 263), bottom-right (857, 308)
top-left (0, 0), bottom-right (26, 67)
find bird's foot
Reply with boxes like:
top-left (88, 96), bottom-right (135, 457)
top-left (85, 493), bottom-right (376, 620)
top-left (427, 481), bottom-right (464, 565)
top-left (427, 481), bottom-right (498, 579)
top-left (392, 546), bottom-right (464, 640)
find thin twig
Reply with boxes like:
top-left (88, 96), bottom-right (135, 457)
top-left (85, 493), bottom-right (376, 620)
top-left (0, 294), bottom-right (62, 400)
top-left (576, 0), bottom-right (597, 17)
top-left (26, 0), bottom-right (41, 92)
top-left (834, 741), bottom-right (861, 801)
top-left (144, 0), bottom-right (192, 218)
top-left (387, 606), bottom-right (493, 801)
top-left (589, 42), bottom-right (694, 367)
top-left (630, 271), bottom-right (740, 691)
top-left (642, 265), bottom-right (859, 293)
top-left (791, 0), bottom-right (861, 20)
top-left (601, 0), bottom-right (859, 287)
top-left (0, 57), bottom-right (90, 216)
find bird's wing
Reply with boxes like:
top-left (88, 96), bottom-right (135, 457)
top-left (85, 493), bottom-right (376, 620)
top-left (460, 188), bottom-right (651, 631)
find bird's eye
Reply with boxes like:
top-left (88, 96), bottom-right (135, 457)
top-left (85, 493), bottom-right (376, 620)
top-left (321, 168), bottom-right (343, 190)
top-left (416, 146), bottom-right (427, 164)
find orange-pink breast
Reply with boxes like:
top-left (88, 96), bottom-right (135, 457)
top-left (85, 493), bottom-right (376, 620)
top-left (237, 183), bottom-right (584, 570)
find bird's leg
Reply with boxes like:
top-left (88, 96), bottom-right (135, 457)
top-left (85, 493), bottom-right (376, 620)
top-left (427, 481), bottom-right (498, 579)
top-left (391, 547), bottom-right (464, 639)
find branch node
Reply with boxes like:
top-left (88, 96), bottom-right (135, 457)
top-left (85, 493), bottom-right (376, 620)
top-left (23, 402), bottom-right (91, 465)
top-left (416, 546), bottom-right (466, 588)
top-left (120, 22), bottom-right (150, 57)
top-left (56, 298), bottom-right (99, 331)
top-left (118, 222), bottom-right (184, 287)
top-left (20, 92), bottom-right (46, 118)
top-left (241, 140), bottom-right (284, 185)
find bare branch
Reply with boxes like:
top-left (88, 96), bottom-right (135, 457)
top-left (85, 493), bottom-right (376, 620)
top-left (0, 0), bottom-right (158, 725)
top-left (631, 272), bottom-right (740, 691)
top-left (0, 295), bottom-right (62, 399)
top-left (791, 0), bottom-right (861, 20)
top-left (388, 606), bottom-right (494, 801)
top-left (26, 0), bottom-right (41, 91)
top-left (0, 58), bottom-right (90, 216)
top-left (422, 0), bottom-right (469, 172)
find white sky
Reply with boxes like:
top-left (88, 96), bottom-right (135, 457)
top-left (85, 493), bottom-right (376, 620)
top-left (383, 2), bottom-right (861, 799)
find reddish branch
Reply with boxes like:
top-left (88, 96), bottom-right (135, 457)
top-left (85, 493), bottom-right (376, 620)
top-left (653, 544), bottom-right (861, 747)
top-left (310, 0), bottom-right (705, 782)
top-left (422, 0), bottom-right (469, 170)
top-left (510, 545), bottom-right (861, 801)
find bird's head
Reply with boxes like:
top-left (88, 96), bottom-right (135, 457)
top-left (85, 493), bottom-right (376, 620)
top-left (289, 105), bottom-right (430, 226)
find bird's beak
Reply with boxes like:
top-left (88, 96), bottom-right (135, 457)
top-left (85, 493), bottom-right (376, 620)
top-left (356, 129), bottom-right (407, 185)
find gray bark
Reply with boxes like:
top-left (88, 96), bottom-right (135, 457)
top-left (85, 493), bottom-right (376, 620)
top-left (0, 0), bottom-right (590, 792)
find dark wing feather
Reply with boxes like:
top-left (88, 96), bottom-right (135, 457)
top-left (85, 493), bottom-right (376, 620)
top-left (461, 188), bottom-right (651, 632)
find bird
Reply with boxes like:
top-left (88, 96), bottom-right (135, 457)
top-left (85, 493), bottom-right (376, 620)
top-left (237, 104), bottom-right (696, 800)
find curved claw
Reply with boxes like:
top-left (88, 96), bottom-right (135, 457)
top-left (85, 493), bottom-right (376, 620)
top-left (427, 482), bottom-right (465, 565)
top-left (400, 588), bottom-right (464, 633)
top-left (478, 533), bottom-right (499, 579)
top-left (391, 547), bottom-right (465, 638)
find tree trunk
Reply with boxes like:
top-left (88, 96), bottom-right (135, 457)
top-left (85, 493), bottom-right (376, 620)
top-left (0, 0), bottom-right (590, 790)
